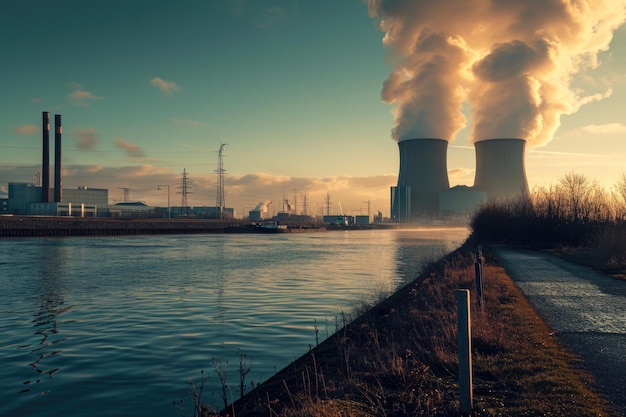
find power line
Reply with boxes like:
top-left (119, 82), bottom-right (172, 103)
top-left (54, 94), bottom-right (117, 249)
top-left (215, 144), bottom-right (228, 219)
top-left (178, 168), bottom-right (192, 213)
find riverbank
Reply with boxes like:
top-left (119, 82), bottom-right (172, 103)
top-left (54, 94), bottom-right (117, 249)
top-left (0, 216), bottom-right (329, 236)
top-left (216, 240), bottom-right (619, 416)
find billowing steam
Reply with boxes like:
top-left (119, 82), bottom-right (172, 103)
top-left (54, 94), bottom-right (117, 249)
top-left (253, 200), bottom-right (272, 212)
top-left (369, 0), bottom-right (626, 146)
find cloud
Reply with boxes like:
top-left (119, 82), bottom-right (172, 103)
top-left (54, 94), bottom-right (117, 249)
top-left (67, 84), bottom-right (103, 107)
top-left (581, 123), bottom-right (626, 135)
top-left (73, 128), bottom-right (99, 150)
top-left (448, 167), bottom-right (473, 180)
top-left (150, 77), bottom-right (181, 95)
top-left (226, 173), bottom-right (395, 214)
top-left (370, 0), bottom-right (626, 146)
top-left (171, 117), bottom-right (202, 128)
top-left (12, 125), bottom-right (38, 135)
top-left (0, 161), bottom-right (394, 215)
top-left (113, 137), bottom-right (152, 161)
top-left (31, 98), bottom-right (42, 103)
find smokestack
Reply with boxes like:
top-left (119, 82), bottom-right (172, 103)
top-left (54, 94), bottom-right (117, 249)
top-left (54, 114), bottom-right (62, 203)
top-left (473, 138), bottom-right (529, 201)
top-left (395, 138), bottom-right (450, 218)
top-left (41, 112), bottom-right (50, 203)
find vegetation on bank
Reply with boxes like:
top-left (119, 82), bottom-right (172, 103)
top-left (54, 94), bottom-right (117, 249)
top-left (471, 172), bottom-right (626, 276)
top-left (177, 240), bottom-right (617, 416)
top-left (174, 172), bottom-right (624, 416)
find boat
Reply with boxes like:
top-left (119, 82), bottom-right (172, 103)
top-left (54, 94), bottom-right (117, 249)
top-left (255, 221), bottom-right (289, 232)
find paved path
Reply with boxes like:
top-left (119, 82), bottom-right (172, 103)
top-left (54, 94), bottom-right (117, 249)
top-left (492, 247), bottom-right (626, 415)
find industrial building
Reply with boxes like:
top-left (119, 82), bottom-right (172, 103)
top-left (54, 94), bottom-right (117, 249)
top-left (391, 137), bottom-right (529, 222)
top-left (2, 112), bottom-right (238, 219)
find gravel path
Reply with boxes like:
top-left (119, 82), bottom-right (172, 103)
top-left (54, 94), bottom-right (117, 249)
top-left (492, 247), bottom-right (626, 415)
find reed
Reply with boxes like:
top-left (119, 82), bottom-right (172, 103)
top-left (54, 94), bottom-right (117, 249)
top-left (219, 240), bottom-right (619, 416)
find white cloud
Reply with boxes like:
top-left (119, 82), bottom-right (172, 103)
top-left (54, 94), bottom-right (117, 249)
top-left (150, 77), bottom-right (181, 96)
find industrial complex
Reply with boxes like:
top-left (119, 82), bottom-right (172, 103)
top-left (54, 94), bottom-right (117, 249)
top-left (2, 113), bottom-right (529, 224)
top-left (390, 137), bottom-right (529, 222)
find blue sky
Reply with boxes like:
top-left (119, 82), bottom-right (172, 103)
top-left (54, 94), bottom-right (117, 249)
top-left (2, 0), bottom-right (626, 217)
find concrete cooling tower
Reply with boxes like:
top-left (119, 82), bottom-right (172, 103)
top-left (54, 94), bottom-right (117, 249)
top-left (394, 138), bottom-right (450, 219)
top-left (473, 138), bottom-right (529, 201)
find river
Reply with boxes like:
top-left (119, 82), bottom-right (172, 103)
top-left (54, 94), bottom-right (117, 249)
top-left (0, 227), bottom-right (468, 416)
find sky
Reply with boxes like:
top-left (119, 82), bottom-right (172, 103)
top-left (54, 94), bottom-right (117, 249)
top-left (1, 0), bottom-right (626, 218)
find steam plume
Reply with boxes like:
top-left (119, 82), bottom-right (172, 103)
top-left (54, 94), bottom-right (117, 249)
top-left (369, 0), bottom-right (626, 146)
top-left (253, 200), bottom-right (272, 212)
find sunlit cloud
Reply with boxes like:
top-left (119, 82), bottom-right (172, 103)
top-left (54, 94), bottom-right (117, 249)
top-left (73, 128), bottom-right (99, 150)
top-left (171, 117), bottom-right (202, 128)
top-left (67, 84), bottom-right (103, 107)
top-left (0, 163), bottom-right (393, 215)
top-left (581, 122), bottom-right (626, 135)
top-left (448, 167), bottom-right (473, 179)
top-left (528, 149), bottom-right (603, 158)
top-left (112, 137), bottom-right (157, 162)
top-left (150, 77), bottom-right (181, 96)
top-left (12, 125), bottom-right (38, 135)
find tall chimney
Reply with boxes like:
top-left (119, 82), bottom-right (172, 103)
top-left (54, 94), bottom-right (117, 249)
top-left (54, 114), bottom-right (62, 203)
top-left (394, 138), bottom-right (450, 219)
top-left (41, 112), bottom-right (50, 203)
top-left (473, 138), bottom-right (529, 201)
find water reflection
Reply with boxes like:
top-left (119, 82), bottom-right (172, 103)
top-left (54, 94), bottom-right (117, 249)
top-left (393, 228), bottom-right (468, 284)
top-left (19, 240), bottom-right (72, 396)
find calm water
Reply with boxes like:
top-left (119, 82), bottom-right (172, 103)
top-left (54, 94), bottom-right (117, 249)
top-left (0, 227), bottom-right (468, 416)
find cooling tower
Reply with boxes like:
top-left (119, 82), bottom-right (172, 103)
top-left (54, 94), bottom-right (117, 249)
top-left (395, 138), bottom-right (450, 219)
top-left (41, 112), bottom-right (50, 203)
top-left (54, 114), bottom-right (62, 203)
top-left (473, 138), bottom-right (529, 201)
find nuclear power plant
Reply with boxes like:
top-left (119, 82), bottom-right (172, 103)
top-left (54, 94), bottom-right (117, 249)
top-left (474, 138), bottom-right (529, 201)
top-left (391, 137), bottom-right (529, 222)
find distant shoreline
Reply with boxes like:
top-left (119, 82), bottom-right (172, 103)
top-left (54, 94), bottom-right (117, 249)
top-left (0, 216), bottom-right (409, 237)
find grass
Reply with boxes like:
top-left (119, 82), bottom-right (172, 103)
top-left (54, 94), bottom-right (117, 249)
top-left (180, 172), bottom-right (625, 416)
top-left (201, 238), bottom-right (619, 416)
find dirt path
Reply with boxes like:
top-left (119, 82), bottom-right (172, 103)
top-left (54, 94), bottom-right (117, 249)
top-left (492, 247), bottom-right (626, 415)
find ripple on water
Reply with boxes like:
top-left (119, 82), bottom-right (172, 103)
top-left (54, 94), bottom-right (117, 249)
top-left (0, 228), bottom-right (468, 417)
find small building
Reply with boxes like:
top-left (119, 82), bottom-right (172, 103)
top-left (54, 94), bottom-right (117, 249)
top-left (323, 215), bottom-right (353, 225)
top-left (7, 183), bottom-right (109, 216)
top-left (8, 182), bottom-right (41, 215)
top-left (355, 215), bottom-right (370, 225)
top-left (110, 201), bottom-right (154, 218)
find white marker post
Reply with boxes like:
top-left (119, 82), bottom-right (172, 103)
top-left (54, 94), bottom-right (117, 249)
top-left (457, 289), bottom-right (473, 415)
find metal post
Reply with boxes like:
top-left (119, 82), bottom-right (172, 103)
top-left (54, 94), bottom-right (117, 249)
top-left (475, 246), bottom-right (484, 308)
top-left (457, 289), bottom-right (473, 415)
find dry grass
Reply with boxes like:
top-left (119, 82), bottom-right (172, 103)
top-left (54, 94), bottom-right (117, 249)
top-left (218, 241), bottom-right (619, 416)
